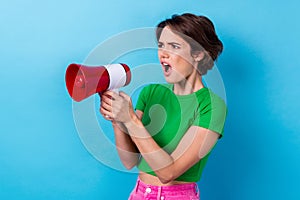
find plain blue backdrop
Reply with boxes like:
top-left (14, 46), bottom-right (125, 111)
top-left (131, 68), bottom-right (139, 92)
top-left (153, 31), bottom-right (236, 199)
top-left (1, 0), bottom-right (300, 199)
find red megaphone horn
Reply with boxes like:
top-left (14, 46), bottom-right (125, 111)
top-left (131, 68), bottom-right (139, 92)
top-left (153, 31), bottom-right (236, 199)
top-left (65, 63), bottom-right (131, 102)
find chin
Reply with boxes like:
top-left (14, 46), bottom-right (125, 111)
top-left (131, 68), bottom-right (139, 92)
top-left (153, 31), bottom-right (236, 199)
top-left (164, 77), bottom-right (174, 84)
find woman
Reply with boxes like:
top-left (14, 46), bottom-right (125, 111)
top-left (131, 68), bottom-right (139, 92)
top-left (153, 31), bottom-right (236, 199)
top-left (100, 13), bottom-right (227, 200)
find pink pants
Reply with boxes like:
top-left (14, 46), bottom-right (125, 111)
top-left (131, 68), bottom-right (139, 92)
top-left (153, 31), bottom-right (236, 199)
top-left (128, 177), bottom-right (200, 200)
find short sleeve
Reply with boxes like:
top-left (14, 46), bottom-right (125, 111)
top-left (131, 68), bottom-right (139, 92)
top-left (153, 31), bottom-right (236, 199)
top-left (135, 85), bottom-right (149, 112)
top-left (192, 92), bottom-right (227, 137)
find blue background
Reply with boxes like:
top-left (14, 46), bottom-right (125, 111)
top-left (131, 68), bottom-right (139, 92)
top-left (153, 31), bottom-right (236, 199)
top-left (1, 0), bottom-right (300, 199)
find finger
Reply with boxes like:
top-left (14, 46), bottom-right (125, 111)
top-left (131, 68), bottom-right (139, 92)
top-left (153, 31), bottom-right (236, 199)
top-left (99, 107), bottom-right (113, 120)
top-left (100, 97), bottom-right (112, 112)
top-left (101, 94), bottom-right (123, 113)
top-left (101, 93), bottom-right (114, 101)
top-left (100, 100), bottom-right (112, 112)
top-left (104, 90), bottom-right (119, 100)
top-left (119, 91), bottom-right (131, 101)
top-left (99, 106), bottom-right (109, 116)
top-left (101, 95), bottom-right (113, 106)
top-left (102, 90), bottom-right (115, 96)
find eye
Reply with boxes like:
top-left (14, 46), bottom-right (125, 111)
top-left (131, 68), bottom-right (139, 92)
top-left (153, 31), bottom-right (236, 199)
top-left (158, 42), bottom-right (164, 48)
top-left (171, 44), bottom-right (180, 49)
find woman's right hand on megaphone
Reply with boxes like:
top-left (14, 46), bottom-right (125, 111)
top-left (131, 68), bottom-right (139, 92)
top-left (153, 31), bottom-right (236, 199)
top-left (100, 90), bottom-right (135, 124)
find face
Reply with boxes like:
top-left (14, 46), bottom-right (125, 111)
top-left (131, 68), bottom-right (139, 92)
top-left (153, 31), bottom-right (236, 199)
top-left (157, 26), bottom-right (199, 84)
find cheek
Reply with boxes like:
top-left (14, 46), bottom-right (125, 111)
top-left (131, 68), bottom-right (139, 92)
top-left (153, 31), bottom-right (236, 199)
top-left (175, 50), bottom-right (194, 62)
top-left (175, 54), bottom-right (194, 68)
top-left (176, 57), bottom-right (196, 74)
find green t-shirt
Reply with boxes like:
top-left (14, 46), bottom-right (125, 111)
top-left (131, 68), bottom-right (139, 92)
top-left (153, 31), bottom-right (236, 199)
top-left (135, 84), bottom-right (227, 182)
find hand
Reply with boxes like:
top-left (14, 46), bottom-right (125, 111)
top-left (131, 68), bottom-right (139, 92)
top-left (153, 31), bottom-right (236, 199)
top-left (100, 90), bottom-right (135, 123)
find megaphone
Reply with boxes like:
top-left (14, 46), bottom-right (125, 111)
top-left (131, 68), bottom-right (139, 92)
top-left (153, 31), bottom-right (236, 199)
top-left (65, 63), bottom-right (131, 102)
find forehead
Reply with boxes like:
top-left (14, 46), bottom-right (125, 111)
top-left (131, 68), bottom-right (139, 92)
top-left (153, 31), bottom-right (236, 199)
top-left (159, 26), bottom-right (187, 44)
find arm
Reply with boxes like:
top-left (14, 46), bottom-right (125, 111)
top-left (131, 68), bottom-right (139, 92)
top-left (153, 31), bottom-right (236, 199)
top-left (124, 114), bottom-right (219, 184)
top-left (100, 94), bottom-right (143, 170)
top-left (102, 91), bottom-right (219, 184)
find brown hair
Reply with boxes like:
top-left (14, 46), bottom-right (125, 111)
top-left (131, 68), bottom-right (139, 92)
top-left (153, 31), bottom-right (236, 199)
top-left (156, 13), bottom-right (223, 75)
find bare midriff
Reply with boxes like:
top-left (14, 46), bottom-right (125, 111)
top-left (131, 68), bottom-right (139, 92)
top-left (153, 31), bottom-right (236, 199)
top-left (138, 171), bottom-right (190, 186)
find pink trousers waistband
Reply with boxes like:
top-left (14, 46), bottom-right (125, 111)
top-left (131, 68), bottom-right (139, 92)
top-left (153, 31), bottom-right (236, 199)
top-left (135, 177), bottom-right (199, 196)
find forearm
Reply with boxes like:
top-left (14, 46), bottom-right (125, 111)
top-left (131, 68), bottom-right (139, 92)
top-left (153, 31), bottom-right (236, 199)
top-left (124, 116), bottom-right (176, 183)
top-left (112, 122), bottom-right (140, 169)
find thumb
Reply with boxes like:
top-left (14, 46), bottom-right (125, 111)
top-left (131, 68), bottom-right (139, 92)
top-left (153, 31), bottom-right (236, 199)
top-left (119, 91), bottom-right (131, 102)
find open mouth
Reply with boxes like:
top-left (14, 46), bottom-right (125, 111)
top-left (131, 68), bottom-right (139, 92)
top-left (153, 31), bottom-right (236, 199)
top-left (162, 62), bottom-right (171, 72)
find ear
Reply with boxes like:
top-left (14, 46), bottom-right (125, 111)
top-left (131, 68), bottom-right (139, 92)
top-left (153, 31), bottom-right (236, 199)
top-left (193, 51), bottom-right (205, 62)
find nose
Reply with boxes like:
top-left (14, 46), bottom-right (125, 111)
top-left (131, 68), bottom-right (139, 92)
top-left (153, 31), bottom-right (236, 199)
top-left (158, 48), bottom-right (170, 59)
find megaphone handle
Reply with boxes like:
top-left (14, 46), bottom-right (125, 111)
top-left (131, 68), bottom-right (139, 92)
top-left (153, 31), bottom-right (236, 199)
top-left (98, 88), bottom-right (119, 96)
top-left (109, 88), bottom-right (119, 94)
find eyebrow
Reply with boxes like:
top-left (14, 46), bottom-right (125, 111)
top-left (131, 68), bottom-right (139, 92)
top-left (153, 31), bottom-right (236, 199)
top-left (168, 42), bottom-right (181, 46)
top-left (158, 41), bottom-right (182, 46)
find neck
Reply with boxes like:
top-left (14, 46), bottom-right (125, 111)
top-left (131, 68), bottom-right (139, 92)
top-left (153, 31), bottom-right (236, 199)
top-left (173, 72), bottom-right (204, 95)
